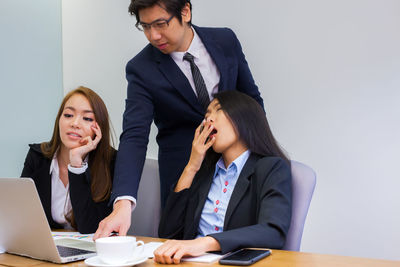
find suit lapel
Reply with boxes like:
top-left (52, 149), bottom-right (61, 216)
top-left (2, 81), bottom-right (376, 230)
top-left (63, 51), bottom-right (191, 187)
top-left (194, 25), bottom-right (229, 93)
top-left (36, 158), bottom-right (56, 226)
top-left (223, 154), bottom-right (258, 229)
top-left (153, 47), bottom-right (205, 115)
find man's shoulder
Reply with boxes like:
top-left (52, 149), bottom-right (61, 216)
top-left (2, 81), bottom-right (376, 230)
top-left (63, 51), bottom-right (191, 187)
top-left (194, 25), bottom-right (236, 40)
top-left (194, 25), bottom-right (234, 34)
top-left (126, 43), bottom-right (156, 66)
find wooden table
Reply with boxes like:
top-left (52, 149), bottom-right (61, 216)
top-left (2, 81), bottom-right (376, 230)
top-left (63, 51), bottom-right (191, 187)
top-left (0, 236), bottom-right (399, 267)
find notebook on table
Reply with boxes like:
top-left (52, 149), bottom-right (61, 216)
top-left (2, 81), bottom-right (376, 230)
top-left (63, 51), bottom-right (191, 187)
top-left (0, 178), bottom-right (96, 263)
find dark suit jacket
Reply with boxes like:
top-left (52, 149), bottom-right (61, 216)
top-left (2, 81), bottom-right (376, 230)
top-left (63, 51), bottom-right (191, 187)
top-left (112, 25), bottom-right (264, 206)
top-left (21, 143), bottom-right (115, 234)
top-left (158, 154), bottom-right (292, 254)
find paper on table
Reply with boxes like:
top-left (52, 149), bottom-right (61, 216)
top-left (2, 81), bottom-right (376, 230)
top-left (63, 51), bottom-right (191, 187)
top-left (182, 253), bottom-right (224, 263)
top-left (51, 231), bottom-right (94, 242)
top-left (0, 246), bottom-right (5, 254)
top-left (143, 241), bottom-right (224, 263)
top-left (143, 242), bottom-right (163, 258)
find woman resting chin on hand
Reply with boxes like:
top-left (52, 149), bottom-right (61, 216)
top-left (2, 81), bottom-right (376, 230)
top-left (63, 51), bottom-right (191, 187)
top-left (154, 90), bottom-right (292, 264)
top-left (21, 86), bottom-right (116, 234)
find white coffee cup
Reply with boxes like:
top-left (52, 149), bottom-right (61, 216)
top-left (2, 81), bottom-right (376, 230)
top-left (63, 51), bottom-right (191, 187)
top-left (95, 236), bottom-right (145, 265)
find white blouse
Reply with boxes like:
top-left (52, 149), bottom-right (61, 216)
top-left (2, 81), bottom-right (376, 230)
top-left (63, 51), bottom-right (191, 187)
top-left (49, 154), bottom-right (88, 229)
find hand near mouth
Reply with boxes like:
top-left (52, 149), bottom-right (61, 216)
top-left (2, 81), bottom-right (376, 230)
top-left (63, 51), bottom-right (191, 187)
top-left (174, 121), bottom-right (216, 192)
top-left (188, 121), bottom-right (216, 171)
top-left (69, 122), bottom-right (102, 167)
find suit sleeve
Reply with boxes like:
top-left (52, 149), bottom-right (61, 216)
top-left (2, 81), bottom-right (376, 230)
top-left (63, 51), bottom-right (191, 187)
top-left (158, 187), bottom-right (191, 239)
top-left (230, 29), bottom-right (264, 109)
top-left (21, 148), bottom-right (35, 178)
top-left (209, 159), bottom-right (292, 253)
top-left (110, 61), bottom-right (154, 202)
top-left (69, 168), bottom-right (113, 234)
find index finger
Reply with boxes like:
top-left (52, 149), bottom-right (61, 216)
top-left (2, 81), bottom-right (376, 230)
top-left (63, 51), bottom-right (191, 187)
top-left (93, 222), bottom-right (112, 240)
top-left (194, 120), bottom-right (205, 137)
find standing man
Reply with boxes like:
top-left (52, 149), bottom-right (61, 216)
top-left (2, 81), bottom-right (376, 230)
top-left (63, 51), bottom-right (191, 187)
top-left (94, 0), bottom-right (264, 238)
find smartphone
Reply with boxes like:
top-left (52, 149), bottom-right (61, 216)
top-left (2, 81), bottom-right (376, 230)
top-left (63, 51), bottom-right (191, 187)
top-left (219, 249), bottom-right (271, 266)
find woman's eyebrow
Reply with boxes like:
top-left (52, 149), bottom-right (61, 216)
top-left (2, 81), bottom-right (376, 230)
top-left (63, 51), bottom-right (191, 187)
top-left (64, 106), bottom-right (93, 113)
top-left (64, 106), bottom-right (75, 111)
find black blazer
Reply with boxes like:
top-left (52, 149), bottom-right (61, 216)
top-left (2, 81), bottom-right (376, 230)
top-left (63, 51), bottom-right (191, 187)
top-left (21, 143), bottom-right (115, 234)
top-left (158, 154), bottom-right (292, 254)
top-left (112, 25), bottom-right (264, 206)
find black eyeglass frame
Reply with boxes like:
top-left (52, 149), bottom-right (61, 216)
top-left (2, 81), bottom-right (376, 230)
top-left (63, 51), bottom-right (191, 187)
top-left (136, 15), bottom-right (174, 32)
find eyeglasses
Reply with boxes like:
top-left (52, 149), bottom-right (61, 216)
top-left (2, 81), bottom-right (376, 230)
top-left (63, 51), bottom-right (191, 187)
top-left (136, 15), bottom-right (174, 32)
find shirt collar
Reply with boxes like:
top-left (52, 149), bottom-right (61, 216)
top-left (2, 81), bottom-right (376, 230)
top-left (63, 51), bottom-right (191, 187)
top-left (214, 150), bottom-right (251, 174)
top-left (170, 27), bottom-right (202, 61)
top-left (49, 152), bottom-right (59, 176)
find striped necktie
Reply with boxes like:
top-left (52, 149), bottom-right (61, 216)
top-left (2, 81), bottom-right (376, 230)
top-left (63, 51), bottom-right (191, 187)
top-left (183, 52), bottom-right (210, 110)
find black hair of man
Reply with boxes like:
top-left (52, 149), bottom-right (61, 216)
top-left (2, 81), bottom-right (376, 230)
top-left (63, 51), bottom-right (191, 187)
top-left (129, 0), bottom-right (192, 25)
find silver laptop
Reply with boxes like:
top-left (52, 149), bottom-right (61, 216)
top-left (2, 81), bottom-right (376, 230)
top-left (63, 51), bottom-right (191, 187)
top-left (0, 178), bottom-right (96, 263)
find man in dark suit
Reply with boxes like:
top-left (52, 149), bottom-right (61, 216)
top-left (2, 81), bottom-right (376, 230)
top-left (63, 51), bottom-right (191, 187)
top-left (94, 0), bottom-right (264, 238)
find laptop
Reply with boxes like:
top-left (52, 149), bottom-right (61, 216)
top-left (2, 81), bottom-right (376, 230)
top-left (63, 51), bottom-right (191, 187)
top-left (0, 178), bottom-right (96, 263)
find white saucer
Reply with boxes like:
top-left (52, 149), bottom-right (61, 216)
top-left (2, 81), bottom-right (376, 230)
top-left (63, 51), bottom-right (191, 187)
top-left (84, 255), bottom-right (148, 267)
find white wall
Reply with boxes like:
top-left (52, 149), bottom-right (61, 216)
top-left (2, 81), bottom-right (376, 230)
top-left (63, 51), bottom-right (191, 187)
top-left (62, 0), bottom-right (400, 261)
top-left (0, 0), bottom-right (63, 177)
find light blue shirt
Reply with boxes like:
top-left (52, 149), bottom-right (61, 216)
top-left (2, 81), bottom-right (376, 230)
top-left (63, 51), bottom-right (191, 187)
top-left (197, 150), bottom-right (250, 237)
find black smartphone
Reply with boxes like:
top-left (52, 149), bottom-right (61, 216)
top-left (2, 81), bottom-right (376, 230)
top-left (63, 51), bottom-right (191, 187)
top-left (219, 249), bottom-right (271, 266)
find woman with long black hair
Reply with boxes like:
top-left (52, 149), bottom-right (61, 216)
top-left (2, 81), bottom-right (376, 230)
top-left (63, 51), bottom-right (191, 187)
top-left (155, 90), bottom-right (292, 264)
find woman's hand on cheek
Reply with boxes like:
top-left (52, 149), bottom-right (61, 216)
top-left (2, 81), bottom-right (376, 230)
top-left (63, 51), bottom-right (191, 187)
top-left (186, 121), bottom-right (216, 173)
top-left (153, 237), bottom-right (220, 264)
top-left (69, 122), bottom-right (102, 167)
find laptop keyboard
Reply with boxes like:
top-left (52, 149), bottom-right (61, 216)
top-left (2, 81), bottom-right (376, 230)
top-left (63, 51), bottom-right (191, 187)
top-left (56, 245), bottom-right (94, 258)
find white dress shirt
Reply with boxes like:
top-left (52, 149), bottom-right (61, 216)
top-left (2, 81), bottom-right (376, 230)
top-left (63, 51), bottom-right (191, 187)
top-left (170, 27), bottom-right (220, 100)
top-left (49, 154), bottom-right (89, 229)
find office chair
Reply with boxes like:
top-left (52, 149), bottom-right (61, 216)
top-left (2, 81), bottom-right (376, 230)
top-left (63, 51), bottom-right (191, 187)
top-left (283, 160), bottom-right (316, 251)
top-left (128, 158), bottom-right (161, 237)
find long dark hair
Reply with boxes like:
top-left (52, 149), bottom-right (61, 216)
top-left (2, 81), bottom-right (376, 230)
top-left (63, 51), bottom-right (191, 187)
top-left (41, 87), bottom-right (114, 203)
top-left (205, 90), bottom-right (289, 166)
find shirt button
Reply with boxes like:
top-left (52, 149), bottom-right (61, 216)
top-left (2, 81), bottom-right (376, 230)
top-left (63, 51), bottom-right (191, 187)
top-left (216, 200), bottom-right (220, 205)
top-left (214, 207), bottom-right (218, 213)
top-left (223, 188), bottom-right (227, 193)
top-left (215, 226), bottom-right (219, 231)
top-left (225, 181), bottom-right (229, 186)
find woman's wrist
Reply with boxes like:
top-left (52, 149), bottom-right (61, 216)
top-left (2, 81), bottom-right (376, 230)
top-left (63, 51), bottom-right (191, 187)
top-left (69, 150), bottom-right (88, 168)
top-left (69, 161), bottom-right (87, 168)
top-left (184, 164), bottom-right (199, 175)
top-left (200, 236), bottom-right (221, 252)
top-left (69, 158), bottom-right (83, 168)
top-left (174, 165), bottom-right (198, 192)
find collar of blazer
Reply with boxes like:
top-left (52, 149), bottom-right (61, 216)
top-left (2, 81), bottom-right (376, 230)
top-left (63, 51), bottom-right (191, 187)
top-left (152, 25), bottom-right (230, 115)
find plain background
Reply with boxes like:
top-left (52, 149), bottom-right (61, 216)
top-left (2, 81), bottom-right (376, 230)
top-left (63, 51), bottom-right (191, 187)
top-left (2, 0), bottom-right (400, 261)
top-left (0, 0), bottom-right (63, 177)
